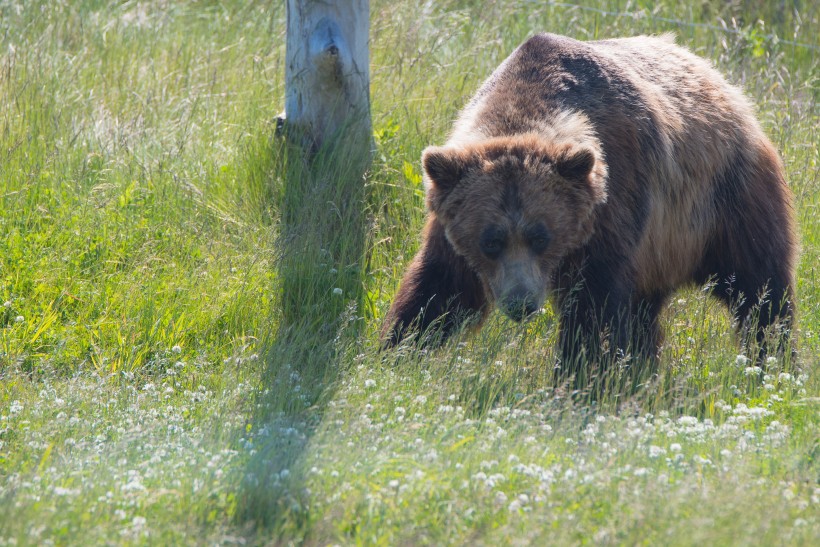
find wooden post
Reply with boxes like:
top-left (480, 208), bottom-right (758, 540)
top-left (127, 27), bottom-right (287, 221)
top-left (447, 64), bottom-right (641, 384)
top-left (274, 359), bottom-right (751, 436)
top-left (276, 0), bottom-right (372, 330)
top-left (238, 2), bottom-right (373, 528)
top-left (281, 0), bottom-right (371, 159)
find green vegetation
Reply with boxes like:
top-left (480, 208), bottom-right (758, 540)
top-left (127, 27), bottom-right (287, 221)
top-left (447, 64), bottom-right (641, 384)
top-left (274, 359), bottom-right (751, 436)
top-left (1, 1), bottom-right (817, 544)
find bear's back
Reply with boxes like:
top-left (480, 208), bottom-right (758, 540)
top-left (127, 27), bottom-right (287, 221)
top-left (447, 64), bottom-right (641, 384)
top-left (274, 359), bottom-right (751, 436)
top-left (453, 33), bottom-right (761, 153)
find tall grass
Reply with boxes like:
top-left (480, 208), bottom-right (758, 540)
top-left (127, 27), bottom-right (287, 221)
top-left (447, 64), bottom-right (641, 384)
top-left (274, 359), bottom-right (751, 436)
top-left (0, 0), bottom-right (817, 544)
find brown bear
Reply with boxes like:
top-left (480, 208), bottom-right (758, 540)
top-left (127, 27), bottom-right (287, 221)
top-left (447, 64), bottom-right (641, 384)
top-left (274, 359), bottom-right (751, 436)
top-left (382, 33), bottom-right (797, 369)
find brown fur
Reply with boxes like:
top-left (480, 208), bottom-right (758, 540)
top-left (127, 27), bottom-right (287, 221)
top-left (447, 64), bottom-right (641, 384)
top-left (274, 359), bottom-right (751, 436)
top-left (382, 33), bottom-right (797, 367)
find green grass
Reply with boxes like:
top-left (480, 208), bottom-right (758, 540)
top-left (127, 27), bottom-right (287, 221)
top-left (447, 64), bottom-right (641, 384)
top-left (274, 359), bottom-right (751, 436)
top-left (1, 0), bottom-right (818, 544)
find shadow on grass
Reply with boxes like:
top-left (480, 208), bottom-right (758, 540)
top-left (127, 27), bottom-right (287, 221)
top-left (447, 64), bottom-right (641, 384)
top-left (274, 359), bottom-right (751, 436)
top-left (235, 128), bottom-right (370, 540)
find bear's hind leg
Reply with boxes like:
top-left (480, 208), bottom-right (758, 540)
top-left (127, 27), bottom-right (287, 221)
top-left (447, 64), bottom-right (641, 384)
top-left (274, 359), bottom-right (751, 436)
top-left (698, 147), bottom-right (797, 360)
top-left (702, 265), bottom-right (794, 360)
top-left (630, 293), bottom-right (667, 362)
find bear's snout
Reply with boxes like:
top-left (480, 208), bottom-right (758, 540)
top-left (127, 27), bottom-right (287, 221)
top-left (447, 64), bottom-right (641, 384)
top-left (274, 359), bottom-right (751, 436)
top-left (500, 288), bottom-right (540, 322)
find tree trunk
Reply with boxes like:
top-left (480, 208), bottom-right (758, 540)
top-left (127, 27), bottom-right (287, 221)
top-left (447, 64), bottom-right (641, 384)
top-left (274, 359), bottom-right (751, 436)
top-left (238, 2), bottom-right (373, 527)
top-left (282, 0), bottom-right (371, 159)
top-left (276, 0), bottom-right (372, 331)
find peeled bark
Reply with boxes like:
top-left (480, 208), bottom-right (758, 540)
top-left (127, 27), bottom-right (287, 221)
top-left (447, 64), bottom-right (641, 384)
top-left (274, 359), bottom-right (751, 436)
top-left (282, 0), bottom-right (371, 157)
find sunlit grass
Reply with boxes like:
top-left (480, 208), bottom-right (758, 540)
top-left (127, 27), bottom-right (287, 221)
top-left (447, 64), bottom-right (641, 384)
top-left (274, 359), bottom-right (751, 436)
top-left (1, 0), bottom-right (818, 544)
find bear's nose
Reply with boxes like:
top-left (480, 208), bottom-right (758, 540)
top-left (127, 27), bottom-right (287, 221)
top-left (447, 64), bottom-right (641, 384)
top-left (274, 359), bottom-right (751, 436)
top-left (501, 292), bottom-right (538, 322)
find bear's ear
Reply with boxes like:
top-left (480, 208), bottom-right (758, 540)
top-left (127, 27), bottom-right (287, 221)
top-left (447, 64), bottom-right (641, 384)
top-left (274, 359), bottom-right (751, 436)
top-left (556, 146), bottom-right (595, 182)
top-left (422, 146), bottom-right (472, 192)
top-left (556, 145), bottom-right (607, 203)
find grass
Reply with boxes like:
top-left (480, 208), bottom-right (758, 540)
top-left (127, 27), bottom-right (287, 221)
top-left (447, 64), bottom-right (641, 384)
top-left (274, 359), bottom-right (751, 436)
top-left (1, 0), bottom-right (818, 544)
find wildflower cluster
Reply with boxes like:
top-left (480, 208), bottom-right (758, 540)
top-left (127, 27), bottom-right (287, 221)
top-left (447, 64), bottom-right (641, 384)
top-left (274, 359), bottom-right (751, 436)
top-left (235, 359), bottom-right (818, 544)
top-left (0, 347), bottom-right (256, 543)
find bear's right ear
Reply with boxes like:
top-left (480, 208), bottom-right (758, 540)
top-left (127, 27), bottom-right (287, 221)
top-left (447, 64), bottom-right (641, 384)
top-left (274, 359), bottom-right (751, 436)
top-left (422, 146), bottom-right (471, 193)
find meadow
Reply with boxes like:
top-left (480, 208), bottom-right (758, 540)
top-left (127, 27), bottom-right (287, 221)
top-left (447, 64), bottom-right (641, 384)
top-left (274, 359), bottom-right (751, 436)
top-left (0, 0), bottom-right (818, 544)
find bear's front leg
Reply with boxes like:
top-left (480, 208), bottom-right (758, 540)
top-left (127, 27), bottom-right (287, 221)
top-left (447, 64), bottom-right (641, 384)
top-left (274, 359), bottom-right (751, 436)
top-left (558, 287), bottom-right (665, 382)
top-left (554, 258), bottom-right (656, 377)
top-left (381, 216), bottom-right (489, 347)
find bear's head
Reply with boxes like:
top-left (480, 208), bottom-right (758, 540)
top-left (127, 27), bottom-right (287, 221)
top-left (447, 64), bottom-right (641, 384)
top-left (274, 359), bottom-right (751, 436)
top-left (423, 133), bottom-right (607, 321)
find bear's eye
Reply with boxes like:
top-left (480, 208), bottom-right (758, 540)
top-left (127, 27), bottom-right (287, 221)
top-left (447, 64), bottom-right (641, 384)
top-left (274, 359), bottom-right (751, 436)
top-left (525, 224), bottom-right (551, 254)
top-left (479, 225), bottom-right (507, 259)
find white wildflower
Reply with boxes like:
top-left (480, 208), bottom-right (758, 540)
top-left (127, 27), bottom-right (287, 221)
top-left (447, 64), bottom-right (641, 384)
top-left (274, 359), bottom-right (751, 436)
top-left (122, 479), bottom-right (145, 492)
top-left (746, 406), bottom-right (769, 419)
top-left (693, 455), bottom-right (712, 466)
top-left (764, 421), bottom-right (790, 445)
top-left (677, 416), bottom-right (699, 427)
top-left (485, 473), bottom-right (505, 488)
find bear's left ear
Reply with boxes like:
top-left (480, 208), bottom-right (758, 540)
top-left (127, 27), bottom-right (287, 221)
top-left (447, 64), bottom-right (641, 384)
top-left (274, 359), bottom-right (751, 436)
top-left (556, 146), bottom-right (607, 203)
top-left (422, 146), bottom-right (472, 193)
top-left (556, 146), bottom-right (595, 181)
